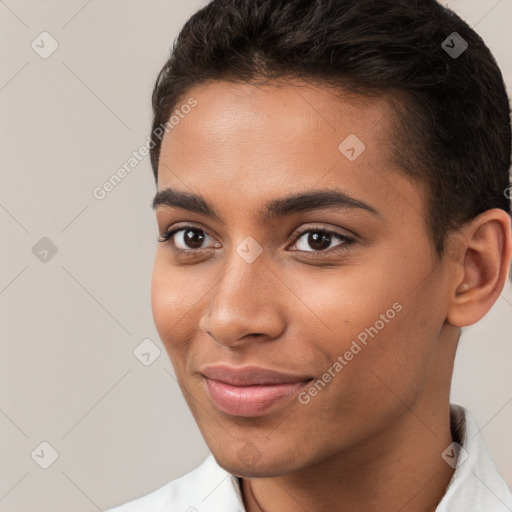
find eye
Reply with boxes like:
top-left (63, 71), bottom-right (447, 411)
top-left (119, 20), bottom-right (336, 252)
top-left (158, 225), bottom-right (220, 252)
top-left (289, 226), bottom-right (355, 254)
top-left (157, 223), bottom-right (355, 257)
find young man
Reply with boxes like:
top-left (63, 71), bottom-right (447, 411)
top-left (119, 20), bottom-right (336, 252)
top-left (106, 0), bottom-right (512, 510)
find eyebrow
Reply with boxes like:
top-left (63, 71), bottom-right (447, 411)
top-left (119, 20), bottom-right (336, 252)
top-left (152, 187), bottom-right (380, 221)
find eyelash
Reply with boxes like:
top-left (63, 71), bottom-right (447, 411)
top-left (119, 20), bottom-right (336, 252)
top-left (157, 223), bottom-right (355, 258)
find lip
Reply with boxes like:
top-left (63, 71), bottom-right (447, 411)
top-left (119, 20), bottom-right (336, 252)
top-left (201, 365), bottom-right (313, 417)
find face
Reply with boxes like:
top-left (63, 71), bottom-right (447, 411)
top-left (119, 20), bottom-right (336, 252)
top-left (151, 80), bottom-right (453, 478)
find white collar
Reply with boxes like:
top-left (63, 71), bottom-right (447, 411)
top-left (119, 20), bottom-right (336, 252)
top-left (436, 403), bottom-right (512, 511)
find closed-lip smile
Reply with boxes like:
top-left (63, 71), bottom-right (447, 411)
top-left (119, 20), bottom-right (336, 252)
top-left (200, 364), bottom-right (313, 417)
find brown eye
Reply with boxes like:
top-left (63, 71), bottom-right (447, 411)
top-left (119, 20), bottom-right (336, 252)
top-left (290, 228), bottom-right (354, 254)
top-left (158, 226), bottom-right (220, 252)
top-left (177, 228), bottom-right (207, 249)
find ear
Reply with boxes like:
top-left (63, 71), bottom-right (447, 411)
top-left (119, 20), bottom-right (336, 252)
top-left (446, 209), bottom-right (512, 328)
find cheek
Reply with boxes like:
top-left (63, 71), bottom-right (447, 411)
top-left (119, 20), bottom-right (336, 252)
top-left (341, 292), bottom-right (437, 411)
top-left (150, 254), bottom-right (193, 353)
top-left (150, 253), bottom-right (220, 361)
top-left (293, 268), bottom-right (400, 348)
top-left (301, 268), bottom-right (435, 401)
top-left (151, 257), bottom-right (171, 333)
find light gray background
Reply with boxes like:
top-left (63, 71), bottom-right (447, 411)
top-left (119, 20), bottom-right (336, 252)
top-left (0, 1), bottom-right (511, 511)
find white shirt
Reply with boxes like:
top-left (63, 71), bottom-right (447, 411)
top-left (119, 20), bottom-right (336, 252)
top-left (105, 404), bottom-right (512, 511)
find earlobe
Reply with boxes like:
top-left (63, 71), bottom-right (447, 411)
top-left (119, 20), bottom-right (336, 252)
top-left (446, 209), bottom-right (512, 328)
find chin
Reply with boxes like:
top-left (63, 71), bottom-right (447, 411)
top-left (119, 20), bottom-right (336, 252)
top-left (211, 447), bottom-right (301, 479)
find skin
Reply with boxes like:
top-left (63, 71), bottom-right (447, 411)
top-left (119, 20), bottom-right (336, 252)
top-left (151, 79), bottom-right (512, 512)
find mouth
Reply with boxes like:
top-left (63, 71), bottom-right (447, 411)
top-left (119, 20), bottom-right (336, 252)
top-left (200, 364), bottom-right (313, 417)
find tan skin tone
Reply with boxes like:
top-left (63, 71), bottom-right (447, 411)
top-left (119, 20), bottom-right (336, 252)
top-left (151, 79), bottom-right (512, 512)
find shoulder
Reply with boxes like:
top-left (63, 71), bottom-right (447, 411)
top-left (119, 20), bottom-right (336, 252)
top-left (104, 454), bottom-right (245, 512)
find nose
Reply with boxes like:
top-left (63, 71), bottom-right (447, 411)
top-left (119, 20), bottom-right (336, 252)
top-left (198, 251), bottom-right (286, 348)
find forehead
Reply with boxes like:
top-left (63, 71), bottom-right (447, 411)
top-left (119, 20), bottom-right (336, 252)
top-left (157, 79), bottom-right (425, 226)
top-left (161, 79), bottom-right (393, 157)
